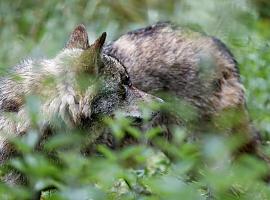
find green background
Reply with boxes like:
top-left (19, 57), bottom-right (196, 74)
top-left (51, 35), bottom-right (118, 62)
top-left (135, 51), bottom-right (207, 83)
top-left (0, 0), bottom-right (270, 199)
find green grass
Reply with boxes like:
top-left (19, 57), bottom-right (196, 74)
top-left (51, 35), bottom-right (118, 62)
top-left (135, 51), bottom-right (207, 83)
top-left (0, 0), bottom-right (270, 199)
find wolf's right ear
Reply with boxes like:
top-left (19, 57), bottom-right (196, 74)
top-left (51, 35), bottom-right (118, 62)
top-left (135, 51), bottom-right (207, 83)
top-left (76, 32), bottom-right (107, 74)
top-left (91, 32), bottom-right (106, 53)
top-left (66, 24), bottom-right (90, 50)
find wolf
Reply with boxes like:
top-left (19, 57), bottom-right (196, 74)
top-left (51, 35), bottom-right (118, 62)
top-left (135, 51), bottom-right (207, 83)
top-left (0, 24), bottom-right (161, 189)
top-left (103, 22), bottom-right (263, 157)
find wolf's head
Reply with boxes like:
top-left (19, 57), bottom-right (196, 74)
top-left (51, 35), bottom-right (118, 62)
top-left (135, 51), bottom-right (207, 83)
top-left (44, 24), bottom-right (162, 126)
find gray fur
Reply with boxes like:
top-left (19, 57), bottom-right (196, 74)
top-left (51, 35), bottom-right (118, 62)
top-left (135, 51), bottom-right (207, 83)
top-left (104, 22), bottom-right (261, 155)
top-left (0, 25), bottom-right (161, 186)
top-left (104, 22), bottom-right (245, 116)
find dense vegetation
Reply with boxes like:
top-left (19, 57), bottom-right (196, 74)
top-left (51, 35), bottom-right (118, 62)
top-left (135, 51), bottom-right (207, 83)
top-left (0, 0), bottom-right (269, 199)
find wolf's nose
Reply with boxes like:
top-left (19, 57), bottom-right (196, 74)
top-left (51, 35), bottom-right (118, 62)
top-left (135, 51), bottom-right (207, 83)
top-left (126, 115), bottom-right (143, 124)
top-left (132, 116), bottom-right (143, 124)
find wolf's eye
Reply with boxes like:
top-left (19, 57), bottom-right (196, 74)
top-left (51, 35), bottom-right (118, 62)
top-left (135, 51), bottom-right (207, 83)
top-left (122, 75), bottom-right (132, 87)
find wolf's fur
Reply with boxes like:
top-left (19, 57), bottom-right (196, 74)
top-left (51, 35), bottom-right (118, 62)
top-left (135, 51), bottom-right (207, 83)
top-left (0, 25), bottom-right (160, 186)
top-left (104, 22), bottom-right (244, 115)
top-left (104, 22), bottom-right (260, 153)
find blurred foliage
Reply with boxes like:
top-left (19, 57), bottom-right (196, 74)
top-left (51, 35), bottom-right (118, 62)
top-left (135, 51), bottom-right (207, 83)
top-left (255, 0), bottom-right (270, 19)
top-left (0, 0), bottom-right (270, 199)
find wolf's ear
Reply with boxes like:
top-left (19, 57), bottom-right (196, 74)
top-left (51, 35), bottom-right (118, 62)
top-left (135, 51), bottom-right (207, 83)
top-left (90, 32), bottom-right (106, 53)
top-left (78, 32), bottom-right (107, 74)
top-left (66, 24), bottom-right (90, 50)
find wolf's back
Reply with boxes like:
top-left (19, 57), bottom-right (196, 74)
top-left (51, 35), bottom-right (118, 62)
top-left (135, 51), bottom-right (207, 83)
top-left (103, 22), bottom-right (264, 157)
top-left (104, 22), bottom-right (245, 116)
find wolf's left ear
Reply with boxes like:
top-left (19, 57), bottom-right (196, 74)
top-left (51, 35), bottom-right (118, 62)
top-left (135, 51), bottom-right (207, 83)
top-left (66, 24), bottom-right (89, 50)
top-left (90, 32), bottom-right (106, 53)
